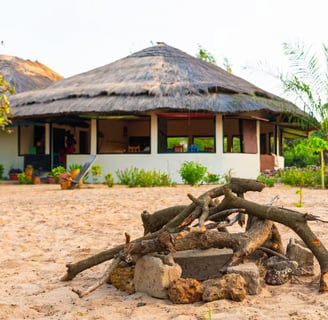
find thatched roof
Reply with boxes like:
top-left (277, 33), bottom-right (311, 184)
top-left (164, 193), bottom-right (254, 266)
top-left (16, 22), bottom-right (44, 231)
top-left (0, 55), bottom-right (63, 93)
top-left (10, 43), bottom-right (310, 124)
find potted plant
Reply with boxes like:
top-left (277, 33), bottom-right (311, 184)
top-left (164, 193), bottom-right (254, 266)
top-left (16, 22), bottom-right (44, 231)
top-left (68, 163), bottom-right (82, 180)
top-left (24, 164), bottom-right (34, 180)
top-left (18, 172), bottom-right (33, 184)
top-left (9, 168), bottom-right (23, 180)
top-left (59, 172), bottom-right (72, 189)
top-left (91, 164), bottom-right (102, 183)
top-left (32, 169), bottom-right (41, 184)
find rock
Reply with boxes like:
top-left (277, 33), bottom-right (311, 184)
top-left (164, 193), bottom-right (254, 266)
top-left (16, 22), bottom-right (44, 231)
top-left (227, 263), bottom-right (261, 295)
top-left (134, 254), bottom-right (182, 299)
top-left (202, 273), bottom-right (247, 302)
top-left (109, 266), bottom-right (135, 294)
top-left (286, 238), bottom-right (314, 275)
top-left (167, 278), bottom-right (203, 304)
top-left (173, 248), bottom-right (233, 281)
top-left (264, 256), bottom-right (297, 286)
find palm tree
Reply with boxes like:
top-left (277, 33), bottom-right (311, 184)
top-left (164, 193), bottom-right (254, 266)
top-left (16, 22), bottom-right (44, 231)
top-left (279, 41), bottom-right (328, 136)
top-left (279, 41), bottom-right (328, 188)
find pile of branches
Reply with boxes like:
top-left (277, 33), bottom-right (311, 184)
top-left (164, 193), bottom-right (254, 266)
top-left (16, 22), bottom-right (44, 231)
top-left (61, 178), bottom-right (328, 297)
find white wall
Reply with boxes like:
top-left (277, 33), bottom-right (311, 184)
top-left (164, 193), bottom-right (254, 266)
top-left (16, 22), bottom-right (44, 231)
top-left (0, 128), bottom-right (24, 177)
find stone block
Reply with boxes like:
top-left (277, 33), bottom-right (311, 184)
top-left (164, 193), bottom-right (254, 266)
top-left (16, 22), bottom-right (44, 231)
top-left (173, 248), bottom-right (233, 281)
top-left (286, 238), bottom-right (314, 275)
top-left (227, 263), bottom-right (261, 295)
top-left (134, 254), bottom-right (182, 299)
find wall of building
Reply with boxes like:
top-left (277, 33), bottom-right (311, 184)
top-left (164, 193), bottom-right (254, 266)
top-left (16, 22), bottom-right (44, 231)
top-left (0, 128), bottom-right (24, 177)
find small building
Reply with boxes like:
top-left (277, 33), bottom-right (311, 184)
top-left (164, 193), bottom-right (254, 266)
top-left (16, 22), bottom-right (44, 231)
top-left (3, 43), bottom-right (314, 182)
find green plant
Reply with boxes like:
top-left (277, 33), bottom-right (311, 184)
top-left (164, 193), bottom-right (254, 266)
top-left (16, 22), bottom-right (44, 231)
top-left (104, 172), bottom-right (114, 187)
top-left (202, 172), bottom-right (221, 184)
top-left (179, 161), bottom-right (207, 186)
top-left (68, 163), bottom-right (82, 171)
top-left (257, 173), bottom-right (276, 187)
top-left (18, 173), bottom-right (32, 184)
top-left (48, 166), bottom-right (66, 183)
top-left (0, 164), bottom-right (4, 179)
top-left (295, 188), bottom-right (303, 207)
top-left (91, 165), bottom-right (102, 183)
top-left (115, 166), bottom-right (173, 187)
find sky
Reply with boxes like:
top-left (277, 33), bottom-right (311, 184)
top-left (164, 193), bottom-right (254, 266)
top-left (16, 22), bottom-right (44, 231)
top-left (1, 0), bottom-right (328, 97)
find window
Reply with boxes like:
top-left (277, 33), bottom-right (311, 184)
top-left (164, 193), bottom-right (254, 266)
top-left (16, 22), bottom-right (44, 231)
top-left (98, 116), bottom-right (151, 154)
top-left (193, 136), bottom-right (215, 152)
top-left (157, 113), bottom-right (215, 153)
top-left (223, 117), bottom-right (257, 153)
top-left (166, 137), bottom-right (188, 152)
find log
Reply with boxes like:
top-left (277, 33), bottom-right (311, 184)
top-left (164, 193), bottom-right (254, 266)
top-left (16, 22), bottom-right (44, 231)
top-left (127, 216), bottom-right (273, 267)
top-left (221, 186), bottom-right (328, 292)
top-left (62, 179), bottom-right (264, 281)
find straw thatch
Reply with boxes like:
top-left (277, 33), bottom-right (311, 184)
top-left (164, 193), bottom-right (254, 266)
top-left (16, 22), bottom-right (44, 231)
top-left (9, 43), bottom-right (308, 122)
top-left (0, 55), bottom-right (63, 93)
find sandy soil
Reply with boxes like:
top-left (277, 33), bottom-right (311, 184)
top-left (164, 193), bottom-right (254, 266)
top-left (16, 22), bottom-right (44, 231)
top-left (0, 182), bottom-right (328, 320)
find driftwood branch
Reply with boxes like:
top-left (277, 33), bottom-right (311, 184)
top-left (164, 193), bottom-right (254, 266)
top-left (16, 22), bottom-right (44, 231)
top-left (220, 186), bottom-right (328, 292)
top-left (62, 178), bottom-right (328, 293)
top-left (62, 178), bottom-right (264, 281)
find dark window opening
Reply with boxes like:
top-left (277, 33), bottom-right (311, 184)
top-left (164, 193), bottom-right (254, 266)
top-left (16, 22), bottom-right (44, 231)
top-left (157, 114), bottom-right (215, 153)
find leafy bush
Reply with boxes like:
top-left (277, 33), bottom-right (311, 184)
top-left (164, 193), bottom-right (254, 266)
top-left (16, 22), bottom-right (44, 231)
top-left (179, 161), bottom-right (207, 186)
top-left (202, 172), bottom-right (221, 184)
top-left (260, 165), bottom-right (328, 188)
top-left (18, 173), bottom-right (33, 184)
top-left (0, 164), bottom-right (4, 179)
top-left (257, 172), bottom-right (277, 187)
top-left (279, 166), bottom-right (318, 187)
top-left (104, 172), bottom-right (114, 187)
top-left (115, 166), bottom-right (173, 187)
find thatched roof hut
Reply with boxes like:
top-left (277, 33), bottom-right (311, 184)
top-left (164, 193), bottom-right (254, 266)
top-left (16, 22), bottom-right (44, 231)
top-left (10, 43), bottom-right (310, 126)
top-left (0, 55), bottom-right (63, 93)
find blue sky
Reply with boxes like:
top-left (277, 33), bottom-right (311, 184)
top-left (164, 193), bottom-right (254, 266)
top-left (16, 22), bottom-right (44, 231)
top-left (1, 0), bottom-right (327, 96)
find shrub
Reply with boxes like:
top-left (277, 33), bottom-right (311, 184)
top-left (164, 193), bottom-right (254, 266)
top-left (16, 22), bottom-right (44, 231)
top-left (202, 172), bottom-right (221, 184)
top-left (257, 172), bottom-right (277, 187)
top-left (179, 161), bottom-right (207, 186)
top-left (104, 173), bottom-right (114, 187)
top-left (18, 173), bottom-right (33, 184)
top-left (115, 166), bottom-right (173, 187)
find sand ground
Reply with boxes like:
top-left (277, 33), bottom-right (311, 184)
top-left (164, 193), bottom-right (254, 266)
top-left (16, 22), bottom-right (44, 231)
top-left (0, 182), bottom-right (328, 320)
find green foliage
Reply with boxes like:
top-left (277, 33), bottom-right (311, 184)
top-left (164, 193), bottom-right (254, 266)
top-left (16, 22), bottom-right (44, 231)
top-left (179, 161), bottom-right (207, 186)
top-left (115, 166), bottom-right (173, 187)
top-left (0, 163), bottom-right (4, 179)
top-left (91, 165), bottom-right (102, 176)
top-left (278, 165), bottom-right (327, 188)
top-left (279, 41), bottom-right (328, 134)
top-left (196, 45), bottom-right (217, 65)
top-left (104, 172), bottom-right (114, 187)
top-left (202, 172), bottom-right (221, 184)
top-left (48, 166), bottom-right (66, 183)
top-left (68, 163), bottom-right (82, 171)
top-left (18, 173), bottom-right (32, 184)
top-left (91, 165), bottom-right (102, 183)
top-left (283, 137), bottom-right (318, 167)
top-left (0, 73), bottom-right (15, 130)
top-left (295, 188), bottom-right (303, 207)
top-left (257, 173), bottom-right (276, 187)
